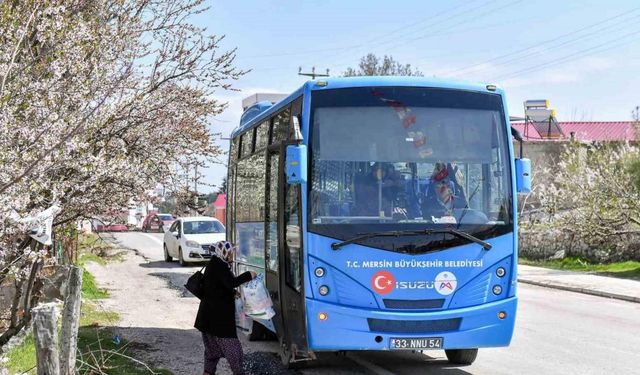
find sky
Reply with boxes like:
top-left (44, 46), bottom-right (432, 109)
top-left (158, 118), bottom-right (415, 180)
top-left (195, 0), bottom-right (640, 192)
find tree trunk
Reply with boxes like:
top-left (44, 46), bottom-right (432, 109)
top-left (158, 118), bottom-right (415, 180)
top-left (33, 303), bottom-right (60, 375)
top-left (23, 258), bottom-right (43, 318)
top-left (9, 270), bottom-right (25, 328)
top-left (59, 266), bottom-right (82, 375)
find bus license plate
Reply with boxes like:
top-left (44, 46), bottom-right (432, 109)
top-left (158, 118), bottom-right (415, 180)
top-left (390, 337), bottom-right (443, 350)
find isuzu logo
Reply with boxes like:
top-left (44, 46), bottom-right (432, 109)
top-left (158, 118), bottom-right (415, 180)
top-left (370, 270), bottom-right (458, 295)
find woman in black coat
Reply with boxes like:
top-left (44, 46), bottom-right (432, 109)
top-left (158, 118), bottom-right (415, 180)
top-left (195, 241), bottom-right (255, 375)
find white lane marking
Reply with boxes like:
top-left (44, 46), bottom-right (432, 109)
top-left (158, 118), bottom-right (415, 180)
top-left (346, 353), bottom-right (398, 375)
top-left (139, 232), bottom-right (164, 245)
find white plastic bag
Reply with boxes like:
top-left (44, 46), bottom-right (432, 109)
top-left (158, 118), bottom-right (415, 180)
top-left (235, 296), bottom-right (252, 333)
top-left (240, 274), bottom-right (275, 320)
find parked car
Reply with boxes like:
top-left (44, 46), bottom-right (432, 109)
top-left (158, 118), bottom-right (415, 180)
top-left (142, 213), bottom-right (175, 232)
top-left (162, 217), bottom-right (225, 266)
top-left (95, 223), bottom-right (128, 232)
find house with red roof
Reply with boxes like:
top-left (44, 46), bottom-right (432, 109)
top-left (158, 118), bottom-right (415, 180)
top-left (202, 193), bottom-right (227, 225)
top-left (511, 121), bottom-right (637, 143)
top-left (212, 193), bottom-right (226, 225)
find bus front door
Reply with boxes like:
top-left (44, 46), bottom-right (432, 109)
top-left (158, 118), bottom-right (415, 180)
top-left (264, 145), bottom-right (310, 365)
top-left (264, 147), bottom-right (284, 339)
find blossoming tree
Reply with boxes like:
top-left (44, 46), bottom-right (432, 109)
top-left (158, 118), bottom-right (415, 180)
top-left (0, 0), bottom-right (244, 344)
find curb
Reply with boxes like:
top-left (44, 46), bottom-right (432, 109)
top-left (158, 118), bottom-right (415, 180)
top-left (518, 278), bottom-right (640, 304)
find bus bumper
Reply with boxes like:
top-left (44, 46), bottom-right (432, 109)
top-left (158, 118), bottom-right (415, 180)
top-left (306, 296), bottom-right (517, 351)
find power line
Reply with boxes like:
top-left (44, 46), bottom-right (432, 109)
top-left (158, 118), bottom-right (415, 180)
top-left (354, 0), bottom-right (496, 50)
top-left (252, 0), bottom-right (498, 73)
top-left (322, 0), bottom-right (507, 73)
top-left (451, 12), bottom-right (640, 78)
top-left (490, 28), bottom-right (640, 81)
top-left (389, 4), bottom-right (583, 69)
top-left (377, 0), bottom-right (525, 54)
top-left (238, 0), bottom-right (486, 62)
top-left (445, 6), bottom-right (640, 77)
top-left (321, 0), bottom-right (526, 75)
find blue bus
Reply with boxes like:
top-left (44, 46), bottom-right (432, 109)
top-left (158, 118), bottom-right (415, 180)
top-left (227, 77), bottom-right (531, 366)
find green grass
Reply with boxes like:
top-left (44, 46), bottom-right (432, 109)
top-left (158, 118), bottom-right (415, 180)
top-left (520, 257), bottom-right (640, 280)
top-left (77, 232), bottom-right (124, 266)
top-left (5, 331), bottom-right (36, 374)
top-left (77, 232), bottom-right (126, 300)
top-left (78, 232), bottom-right (108, 252)
top-left (79, 251), bottom-right (108, 266)
top-left (6, 300), bottom-right (170, 375)
top-left (80, 301), bottom-right (120, 327)
top-left (81, 268), bottom-right (109, 300)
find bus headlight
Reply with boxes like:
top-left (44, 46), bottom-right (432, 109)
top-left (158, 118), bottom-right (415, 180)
top-left (496, 267), bottom-right (506, 277)
top-left (314, 267), bottom-right (325, 277)
top-left (492, 285), bottom-right (502, 295)
top-left (319, 285), bottom-right (330, 296)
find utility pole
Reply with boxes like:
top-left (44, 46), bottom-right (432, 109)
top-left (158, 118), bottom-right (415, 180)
top-left (298, 66), bottom-right (330, 80)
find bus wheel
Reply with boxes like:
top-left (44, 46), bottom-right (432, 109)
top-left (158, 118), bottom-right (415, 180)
top-left (445, 349), bottom-right (478, 365)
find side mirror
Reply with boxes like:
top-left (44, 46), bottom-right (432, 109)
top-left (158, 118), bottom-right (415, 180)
top-left (292, 116), bottom-right (303, 141)
top-left (515, 158), bottom-right (531, 194)
top-left (286, 144), bottom-right (307, 184)
top-left (172, 231), bottom-right (179, 238)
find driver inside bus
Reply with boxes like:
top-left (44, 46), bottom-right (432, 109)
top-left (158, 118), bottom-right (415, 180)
top-left (421, 162), bottom-right (467, 220)
top-left (354, 162), bottom-right (406, 218)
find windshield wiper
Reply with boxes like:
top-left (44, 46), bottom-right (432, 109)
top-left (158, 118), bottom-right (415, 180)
top-left (330, 229), bottom-right (492, 251)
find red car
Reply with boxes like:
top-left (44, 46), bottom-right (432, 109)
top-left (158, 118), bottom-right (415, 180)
top-left (142, 213), bottom-right (175, 232)
top-left (95, 223), bottom-right (128, 232)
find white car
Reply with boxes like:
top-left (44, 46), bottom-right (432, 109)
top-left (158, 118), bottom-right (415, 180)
top-left (163, 217), bottom-right (226, 266)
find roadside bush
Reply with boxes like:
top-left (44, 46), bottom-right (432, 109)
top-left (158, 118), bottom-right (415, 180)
top-left (520, 141), bottom-right (640, 263)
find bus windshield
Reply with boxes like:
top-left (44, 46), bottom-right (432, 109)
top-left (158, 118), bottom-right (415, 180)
top-left (309, 86), bottom-right (513, 251)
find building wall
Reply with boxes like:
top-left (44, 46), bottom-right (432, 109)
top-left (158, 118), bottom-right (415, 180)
top-left (514, 140), bottom-right (569, 175)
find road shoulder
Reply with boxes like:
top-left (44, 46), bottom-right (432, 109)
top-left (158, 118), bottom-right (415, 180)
top-left (518, 264), bottom-right (640, 303)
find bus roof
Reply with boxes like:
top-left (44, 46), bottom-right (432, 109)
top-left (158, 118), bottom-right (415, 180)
top-left (230, 76), bottom-right (503, 138)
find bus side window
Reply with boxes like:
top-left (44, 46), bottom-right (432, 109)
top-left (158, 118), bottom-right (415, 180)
top-left (255, 120), bottom-right (269, 151)
top-left (235, 153), bottom-right (266, 266)
top-left (284, 184), bottom-right (302, 292)
top-left (271, 107), bottom-right (291, 144)
top-left (240, 130), bottom-right (254, 158)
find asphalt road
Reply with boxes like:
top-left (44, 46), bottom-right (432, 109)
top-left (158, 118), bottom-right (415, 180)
top-left (106, 231), bottom-right (640, 375)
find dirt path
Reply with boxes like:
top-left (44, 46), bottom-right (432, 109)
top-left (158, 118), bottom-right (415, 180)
top-left (85, 232), bottom-right (281, 375)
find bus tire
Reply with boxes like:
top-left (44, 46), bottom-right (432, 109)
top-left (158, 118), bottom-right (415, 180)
top-left (445, 349), bottom-right (478, 365)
